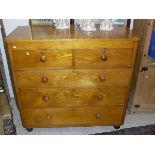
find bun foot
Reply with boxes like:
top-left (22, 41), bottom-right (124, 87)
top-left (26, 128), bottom-right (33, 132)
top-left (113, 125), bottom-right (120, 129)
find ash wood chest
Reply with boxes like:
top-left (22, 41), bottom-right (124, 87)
top-left (5, 25), bottom-right (139, 130)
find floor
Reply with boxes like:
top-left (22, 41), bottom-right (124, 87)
top-left (10, 98), bottom-right (155, 135)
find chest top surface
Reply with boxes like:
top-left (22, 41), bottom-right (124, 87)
top-left (5, 25), bottom-right (139, 42)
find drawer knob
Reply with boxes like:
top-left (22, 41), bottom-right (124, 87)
top-left (47, 114), bottom-right (52, 120)
top-left (99, 74), bottom-right (106, 81)
top-left (43, 95), bottom-right (50, 102)
top-left (96, 113), bottom-right (101, 119)
top-left (40, 55), bottom-right (47, 63)
top-left (42, 76), bottom-right (48, 83)
top-left (101, 54), bottom-right (108, 61)
top-left (98, 94), bottom-right (103, 100)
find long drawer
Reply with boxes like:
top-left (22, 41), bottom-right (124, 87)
top-left (75, 48), bottom-right (133, 68)
top-left (23, 106), bottom-right (124, 127)
top-left (19, 87), bottom-right (127, 108)
top-left (16, 68), bottom-right (132, 88)
top-left (13, 49), bottom-right (72, 69)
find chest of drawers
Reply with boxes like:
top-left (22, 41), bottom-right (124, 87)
top-left (5, 25), bottom-right (139, 130)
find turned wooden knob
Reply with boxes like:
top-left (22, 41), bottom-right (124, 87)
top-left (98, 94), bottom-right (103, 100)
top-left (43, 95), bottom-right (50, 102)
top-left (99, 74), bottom-right (106, 81)
top-left (96, 113), bottom-right (101, 119)
top-left (40, 55), bottom-right (47, 63)
top-left (47, 114), bottom-right (52, 120)
top-left (42, 76), bottom-right (48, 83)
top-left (101, 54), bottom-right (108, 61)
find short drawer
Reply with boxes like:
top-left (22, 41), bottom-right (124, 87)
top-left (13, 49), bottom-right (72, 69)
top-left (16, 68), bottom-right (132, 88)
top-left (75, 48), bottom-right (133, 68)
top-left (23, 106), bottom-right (123, 127)
top-left (19, 87), bottom-right (127, 108)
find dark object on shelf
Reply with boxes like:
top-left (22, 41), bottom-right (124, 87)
top-left (94, 124), bottom-right (155, 135)
top-left (70, 19), bottom-right (74, 25)
top-left (127, 19), bottom-right (131, 28)
top-left (148, 30), bottom-right (155, 58)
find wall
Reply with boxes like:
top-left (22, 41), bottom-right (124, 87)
top-left (0, 19), bottom-right (29, 98)
top-left (3, 19), bottom-right (29, 35)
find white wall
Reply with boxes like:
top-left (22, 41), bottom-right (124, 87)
top-left (3, 19), bottom-right (29, 35)
top-left (0, 19), bottom-right (29, 98)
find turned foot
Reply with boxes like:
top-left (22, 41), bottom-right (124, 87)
top-left (26, 128), bottom-right (33, 132)
top-left (113, 125), bottom-right (120, 129)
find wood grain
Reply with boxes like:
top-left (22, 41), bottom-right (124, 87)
top-left (129, 19), bottom-right (155, 113)
top-left (131, 67), bottom-right (155, 113)
top-left (133, 104), bottom-right (155, 113)
top-left (9, 40), bottom-right (136, 50)
top-left (23, 105), bottom-right (123, 127)
top-left (15, 69), bottom-right (132, 88)
top-left (75, 48), bottom-right (133, 68)
top-left (13, 49), bottom-right (72, 69)
top-left (5, 25), bottom-right (139, 128)
top-left (19, 87), bottom-right (127, 108)
top-left (5, 25), bottom-right (139, 42)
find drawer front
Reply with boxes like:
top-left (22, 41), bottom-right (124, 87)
top-left (23, 106), bottom-right (123, 127)
top-left (10, 41), bottom-right (135, 51)
top-left (19, 87), bottom-right (127, 108)
top-left (13, 49), bottom-right (72, 69)
top-left (75, 48), bottom-right (133, 68)
top-left (16, 69), bottom-right (132, 88)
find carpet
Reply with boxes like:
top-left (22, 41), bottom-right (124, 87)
top-left (94, 124), bottom-right (155, 135)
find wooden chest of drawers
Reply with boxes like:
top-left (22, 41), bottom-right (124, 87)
top-left (5, 25), bottom-right (139, 130)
